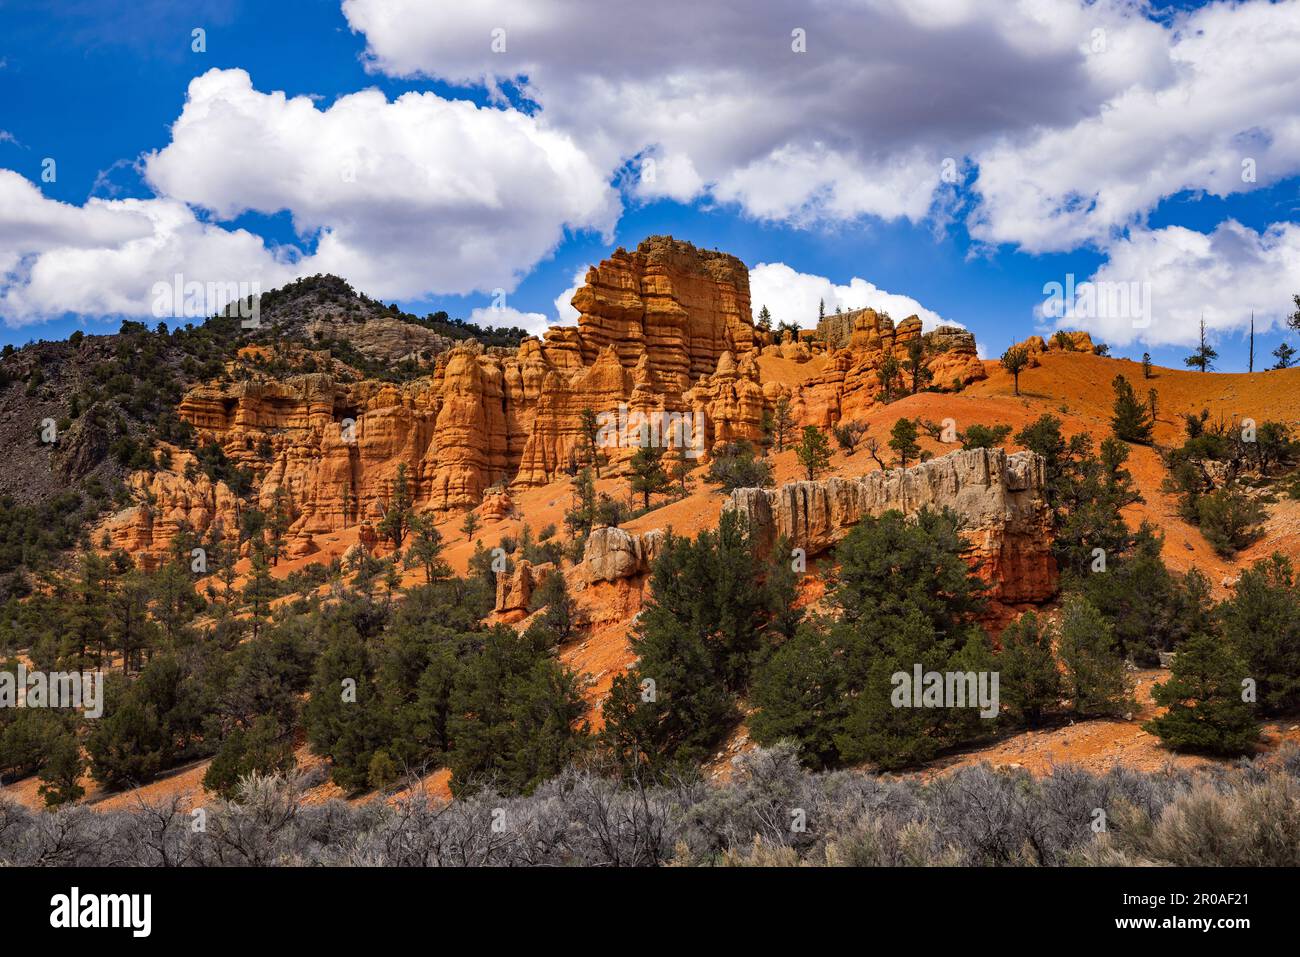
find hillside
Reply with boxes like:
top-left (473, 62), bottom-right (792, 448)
top-left (3, 237), bottom-right (1300, 819)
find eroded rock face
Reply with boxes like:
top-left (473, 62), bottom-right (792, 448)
top-left (105, 237), bottom-right (994, 565)
top-left (495, 560), bottom-right (554, 619)
top-left (801, 309), bottom-right (986, 425)
top-left (102, 450), bottom-right (241, 568)
top-left (581, 526), bottom-right (665, 583)
top-left (725, 448), bottom-right (1057, 606)
top-left (573, 235), bottom-right (754, 383)
top-left (1015, 331), bottom-right (1095, 366)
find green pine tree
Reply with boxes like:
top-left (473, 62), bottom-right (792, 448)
top-left (1146, 633), bottom-right (1259, 755)
top-left (888, 417), bottom-right (920, 467)
top-left (749, 623), bottom-right (847, 769)
top-left (795, 425), bottom-right (832, 480)
top-left (628, 441), bottom-right (669, 509)
top-left (1057, 594), bottom-right (1131, 717)
top-left (1001, 345), bottom-right (1029, 396)
top-left (998, 611), bottom-right (1062, 725)
top-left (1110, 373), bottom-right (1154, 444)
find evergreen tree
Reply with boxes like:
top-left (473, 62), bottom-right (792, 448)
top-left (904, 337), bottom-right (932, 394)
top-left (68, 553), bottom-right (110, 668)
top-left (579, 407), bottom-right (603, 477)
top-left (527, 568), bottom-right (576, 644)
top-left (1057, 595), bottom-right (1131, 717)
top-left (836, 609), bottom-right (995, 770)
top-left (404, 512), bottom-right (450, 585)
top-left (628, 440), bottom-right (669, 509)
top-left (1272, 342), bottom-right (1296, 370)
top-left (749, 623), bottom-right (847, 769)
top-left (1110, 373), bottom-right (1153, 444)
top-left (1141, 352), bottom-right (1152, 379)
top-left (1196, 487), bottom-right (1265, 557)
top-left (378, 463), bottom-right (413, 549)
top-left (242, 547), bottom-right (278, 640)
top-left (303, 623), bottom-right (388, 793)
top-left (1016, 415), bottom-right (1143, 577)
top-left (460, 509), bottom-right (481, 540)
top-left (998, 611), bottom-right (1062, 725)
top-left (958, 423), bottom-right (1012, 450)
top-left (756, 304), bottom-right (772, 333)
top-left (107, 570), bottom-right (159, 674)
top-left (704, 440), bottom-right (774, 492)
top-left (599, 512), bottom-right (771, 777)
top-left (667, 447), bottom-right (696, 496)
top-left (1219, 554), bottom-right (1300, 715)
top-left (877, 353), bottom-right (902, 402)
top-left (832, 508), bottom-right (986, 635)
top-left (795, 425), bottom-right (832, 480)
top-left (266, 487), bottom-right (292, 565)
top-left (1145, 633), bottom-right (1259, 756)
top-left (37, 729), bottom-right (85, 808)
top-left (1000, 345), bottom-right (1029, 396)
top-left (1184, 317), bottom-right (1218, 372)
top-left (447, 626), bottom-right (588, 796)
top-left (1078, 526), bottom-right (1208, 665)
top-left (202, 715), bottom-right (296, 799)
top-left (888, 417), bottom-right (920, 467)
top-left (86, 657), bottom-right (207, 789)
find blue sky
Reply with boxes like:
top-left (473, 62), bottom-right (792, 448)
top-left (2, 0), bottom-right (1299, 371)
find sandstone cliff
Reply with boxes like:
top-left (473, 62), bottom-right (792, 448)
top-left (1014, 330), bottom-right (1096, 366)
top-left (104, 238), bottom-right (993, 565)
top-left (573, 235), bottom-right (755, 382)
top-left (799, 307), bottom-right (986, 426)
top-left (724, 447), bottom-right (1056, 606)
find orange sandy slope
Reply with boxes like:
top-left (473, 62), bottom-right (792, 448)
top-left (8, 353), bottom-right (1298, 811)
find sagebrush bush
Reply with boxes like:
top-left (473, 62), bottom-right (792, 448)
top-left (2, 745), bottom-right (1296, 867)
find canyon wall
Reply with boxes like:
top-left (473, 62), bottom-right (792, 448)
top-left (105, 237), bottom-right (995, 565)
top-left (725, 447), bottom-right (1057, 606)
top-left (573, 235), bottom-right (755, 383)
top-left (798, 307), bottom-right (985, 426)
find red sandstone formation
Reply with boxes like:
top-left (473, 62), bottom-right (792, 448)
top-left (103, 237), bottom-right (992, 564)
top-left (724, 447), bottom-right (1057, 608)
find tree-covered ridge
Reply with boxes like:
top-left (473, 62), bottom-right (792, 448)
top-left (0, 274), bottom-right (529, 582)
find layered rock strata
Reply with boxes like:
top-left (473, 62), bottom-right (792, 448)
top-left (724, 448), bottom-right (1056, 605)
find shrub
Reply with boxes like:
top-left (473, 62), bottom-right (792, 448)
top-left (998, 612), bottom-right (1062, 725)
top-left (704, 440), bottom-right (774, 493)
top-left (1196, 487), bottom-right (1265, 556)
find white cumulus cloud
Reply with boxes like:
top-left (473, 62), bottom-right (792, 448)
top-left (1062, 220), bottom-right (1300, 348)
top-left (467, 304), bottom-right (550, 337)
top-left (144, 68), bottom-right (620, 300)
top-left (970, 0), bottom-right (1300, 254)
top-left (341, 0), bottom-right (1165, 227)
top-left (0, 169), bottom-right (307, 323)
